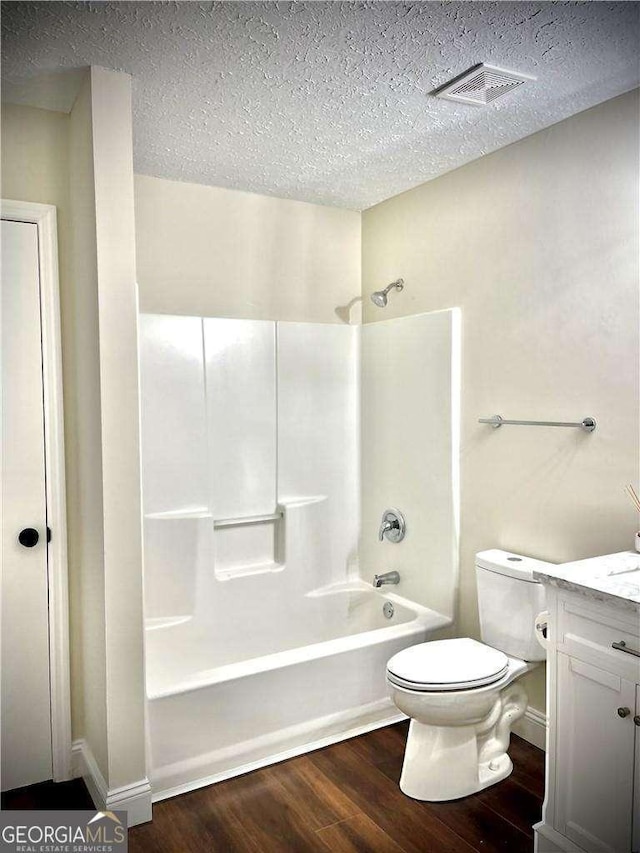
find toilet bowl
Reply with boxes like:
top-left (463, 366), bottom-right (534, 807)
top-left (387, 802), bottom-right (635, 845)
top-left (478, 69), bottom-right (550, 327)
top-left (386, 549), bottom-right (552, 802)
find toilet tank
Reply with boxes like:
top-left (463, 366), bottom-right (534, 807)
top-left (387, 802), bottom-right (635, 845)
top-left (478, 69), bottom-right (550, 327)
top-left (476, 550), bottom-right (552, 662)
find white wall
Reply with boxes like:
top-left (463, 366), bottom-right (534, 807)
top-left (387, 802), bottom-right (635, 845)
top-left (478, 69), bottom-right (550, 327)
top-left (205, 319), bottom-right (277, 519)
top-left (362, 89), bottom-right (640, 713)
top-left (361, 310), bottom-right (460, 619)
top-left (134, 174), bottom-right (361, 323)
top-left (277, 322), bottom-right (360, 584)
top-left (140, 315), bottom-right (359, 655)
top-left (89, 66), bottom-right (146, 794)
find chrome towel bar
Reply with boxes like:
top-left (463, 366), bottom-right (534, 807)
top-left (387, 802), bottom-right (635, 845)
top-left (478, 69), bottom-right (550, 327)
top-left (479, 415), bottom-right (596, 432)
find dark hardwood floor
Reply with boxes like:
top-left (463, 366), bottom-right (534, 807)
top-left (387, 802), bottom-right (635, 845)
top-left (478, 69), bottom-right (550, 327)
top-left (1, 723), bottom-right (544, 851)
top-left (1, 777), bottom-right (94, 811)
top-left (131, 721), bottom-right (544, 853)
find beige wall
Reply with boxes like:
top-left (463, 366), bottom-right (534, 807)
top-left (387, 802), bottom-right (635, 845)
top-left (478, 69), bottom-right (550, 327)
top-left (362, 89), bottom-right (640, 713)
top-left (134, 174), bottom-right (361, 323)
top-left (0, 101), bottom-right (103, 755)
top-left (5, 85), bottom-right (638, 743)
top-left (2, 71), bottom-right (147, 798)
top-left (1, 103), bottom-right (70, 219)
top-left (67, 76), bottom-right (109, 776)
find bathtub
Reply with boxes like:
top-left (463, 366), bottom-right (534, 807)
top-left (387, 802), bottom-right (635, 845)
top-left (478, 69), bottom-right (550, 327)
top-left (146, 582), bottom-right (451, 800)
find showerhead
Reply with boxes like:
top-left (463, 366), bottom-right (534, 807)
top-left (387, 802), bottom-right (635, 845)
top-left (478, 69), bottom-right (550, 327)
top-left (370, 279), bottom-right (404, 308)
top-left (371, 291), bottom-right (388, 308)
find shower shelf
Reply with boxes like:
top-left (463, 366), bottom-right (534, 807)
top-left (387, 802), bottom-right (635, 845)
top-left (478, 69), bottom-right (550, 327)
top-left (144, 509), bottom-right (211, 520)
top-left (213, 511), bottom-right (283, 530)
top-left (145, 500), bottom-right (326, 526)
top-left (216, 560), bottom-right (285, 581)
top-left (144, 510), bottom-right (285, 527)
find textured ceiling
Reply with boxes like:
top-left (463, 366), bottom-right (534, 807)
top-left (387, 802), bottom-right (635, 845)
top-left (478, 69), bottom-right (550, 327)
top-left (2, 1), bottom-right (639, 210)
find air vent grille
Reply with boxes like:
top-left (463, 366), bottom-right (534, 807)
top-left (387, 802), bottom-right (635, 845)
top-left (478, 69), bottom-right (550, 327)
top-left (434, 63), bottom-right (535, 106)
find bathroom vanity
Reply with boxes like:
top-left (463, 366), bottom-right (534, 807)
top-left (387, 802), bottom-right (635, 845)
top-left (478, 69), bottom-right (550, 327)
top-left (533, 552), bottom-right (640, 853)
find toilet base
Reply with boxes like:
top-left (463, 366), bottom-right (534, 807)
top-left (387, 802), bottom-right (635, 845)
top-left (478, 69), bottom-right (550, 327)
top-left (397, 682), bottom-right (527, 802)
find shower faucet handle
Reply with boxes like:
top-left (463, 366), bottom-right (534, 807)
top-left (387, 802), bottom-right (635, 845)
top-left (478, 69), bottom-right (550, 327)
top-left (378, 508), bottom-right (406, 543)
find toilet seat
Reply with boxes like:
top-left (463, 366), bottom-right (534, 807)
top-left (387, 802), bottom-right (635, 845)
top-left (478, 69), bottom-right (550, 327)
top-left (386, 637), bottom-right (509, 692)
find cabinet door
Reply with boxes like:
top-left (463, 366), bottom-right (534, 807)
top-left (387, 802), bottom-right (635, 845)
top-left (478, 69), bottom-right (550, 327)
top-left (556, 653), bottom-right (635, 853)
top-left (634, 685), bottom-right (640, 853)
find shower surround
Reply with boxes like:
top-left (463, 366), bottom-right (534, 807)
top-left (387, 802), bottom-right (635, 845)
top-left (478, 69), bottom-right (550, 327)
top-left (140, 311), bottom-right (458, 799)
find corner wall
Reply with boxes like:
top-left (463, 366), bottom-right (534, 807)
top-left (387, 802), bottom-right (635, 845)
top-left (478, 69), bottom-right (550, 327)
top-left (68, 73), bottom-right (109, 778)
top-left (362, 88), bottom-right (640, 715)
top-left (88, 66), bottom-right (147, 797)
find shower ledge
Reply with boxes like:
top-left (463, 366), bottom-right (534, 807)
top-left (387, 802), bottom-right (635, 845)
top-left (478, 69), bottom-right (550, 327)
top-left (145, 615), bottom-right (192, 631)
top-left (145, 509), bottom-right (211, 520)
top-left (306, 578), bottom-right (372, 598)
top-left (215, 560), bottom-right (285, 581)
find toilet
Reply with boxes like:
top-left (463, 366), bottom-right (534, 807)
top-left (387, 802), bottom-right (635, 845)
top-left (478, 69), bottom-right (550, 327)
top-left (386, 549), bottom-right (551, 802)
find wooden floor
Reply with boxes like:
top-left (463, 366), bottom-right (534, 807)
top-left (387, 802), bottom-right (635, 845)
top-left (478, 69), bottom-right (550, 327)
top-left (2, 723), bottom-right (544, 851)
top-left (1, 777), bottom-right (95, 811)
top-left (131, 722), bottom-right (544, 853)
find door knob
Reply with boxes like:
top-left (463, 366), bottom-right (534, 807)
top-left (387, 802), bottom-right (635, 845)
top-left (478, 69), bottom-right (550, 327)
top-left (18, 528), bottom-right (39, 548)
top-left (617, 707), bottom-right (631, 718)
top-left (634, 716), bottom-right (640, 727)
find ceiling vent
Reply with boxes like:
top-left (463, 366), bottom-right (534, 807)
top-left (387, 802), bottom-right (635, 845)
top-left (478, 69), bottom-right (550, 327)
top-left (433, 63), bottom-right (536, 106)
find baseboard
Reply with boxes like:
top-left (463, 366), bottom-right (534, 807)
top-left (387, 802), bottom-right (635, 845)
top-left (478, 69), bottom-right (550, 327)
top-left (71, 739), bottom-right (107, 812)
top-left (534, 822), bottom-right (586, 852)
top-left (72, 739), bottom-right (152, 826)
top-left (513, 706), bottom-right (547, 750)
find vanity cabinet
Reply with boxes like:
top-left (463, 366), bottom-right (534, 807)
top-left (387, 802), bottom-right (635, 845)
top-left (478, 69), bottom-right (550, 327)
top-left (556, 653), bottom-right (637, 852)
top-left (535, 587), bottom-right (640, 853)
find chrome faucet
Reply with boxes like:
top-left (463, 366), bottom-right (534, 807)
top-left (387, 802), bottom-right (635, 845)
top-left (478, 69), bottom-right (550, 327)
top-left (373, 571), bottom-right (400, 588)
top-left (378, 508), bottom-right (406, 543)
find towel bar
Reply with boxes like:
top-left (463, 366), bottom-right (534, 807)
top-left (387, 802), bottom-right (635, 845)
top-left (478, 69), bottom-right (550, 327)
top-left (478, 415), bottom-right (596, 432)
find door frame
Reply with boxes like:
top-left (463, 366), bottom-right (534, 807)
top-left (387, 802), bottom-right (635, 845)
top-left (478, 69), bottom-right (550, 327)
top-left (2, 199), bottom-right (72, 781)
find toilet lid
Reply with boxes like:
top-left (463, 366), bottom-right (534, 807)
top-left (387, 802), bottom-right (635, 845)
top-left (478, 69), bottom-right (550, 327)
top-left (386, 638), bottom-right (509, 692)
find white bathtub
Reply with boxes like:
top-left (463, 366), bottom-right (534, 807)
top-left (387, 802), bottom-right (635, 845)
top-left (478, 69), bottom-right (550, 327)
top-left (146, 582), bottom-right (451, 800)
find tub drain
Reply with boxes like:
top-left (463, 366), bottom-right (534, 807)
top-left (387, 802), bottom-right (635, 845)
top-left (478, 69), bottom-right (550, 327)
top-left (383, 601), bottom-right (394, 619)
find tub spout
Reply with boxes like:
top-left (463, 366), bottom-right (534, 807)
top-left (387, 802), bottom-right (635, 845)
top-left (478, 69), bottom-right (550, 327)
top-left (373, 571), bottom-right (400, 588)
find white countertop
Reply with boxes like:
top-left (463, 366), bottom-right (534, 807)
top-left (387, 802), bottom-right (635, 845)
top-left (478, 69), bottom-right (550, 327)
top-left (533, 551), bottom-right (640, 614)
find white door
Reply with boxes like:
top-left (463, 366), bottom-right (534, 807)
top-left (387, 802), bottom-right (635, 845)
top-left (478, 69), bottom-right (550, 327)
top-left (1, 218), bottom-right (53, 790)
top-left (556, 652), bottom-right (635, 853)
